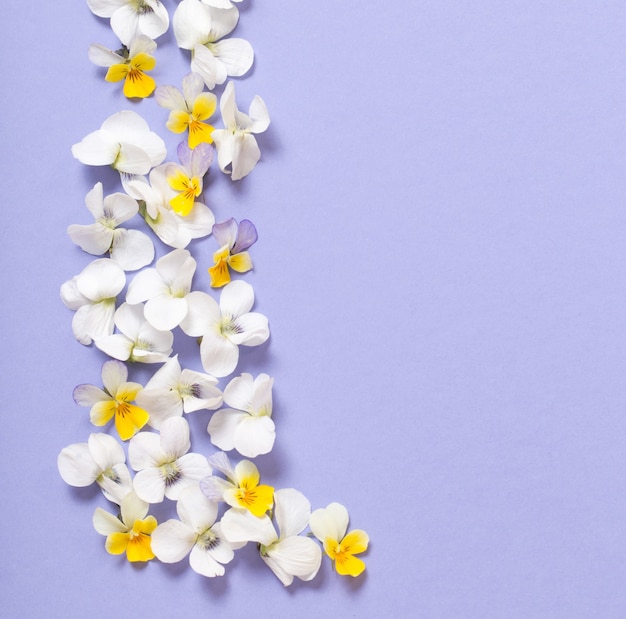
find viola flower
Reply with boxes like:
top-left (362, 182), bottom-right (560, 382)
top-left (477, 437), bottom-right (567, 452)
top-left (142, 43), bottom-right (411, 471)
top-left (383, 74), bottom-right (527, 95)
top-left (207, 373), bottom-right (275, 458)
top-left (208, 218), bottom-right (257, 288)
top-left (95, 302), bottom-right (173, 364)
top-left (135, 355), bottom-right (222, 430)
top-left (127, 164), bottom-right (215, 248)
top-left (129, 417), bottom-right (211, 503)
top-left (166, 142), bottom-right (213, 217)
top-left (309, 503), bottom-right (369, 577)
top-left (126, 248), bottom-right (199, 331)
top-left (67, 182), bottom-right (154, 271)
top-left (60, 258), bottom-right (126, 345)
top-left (73, 359), bottom-right (149, 441)
top-left (89, 35), bottom-right (157, 99)
top-left (151, 485), bottom-right (244, 577)
top-left (173, 0), bottom-right (253, 90)
top-left (93, 492), bottom-right (157, 562)
top-left (155, 72), bottom-right (217, 149)
top-left (71, 110), bottom-right (166, 176)
top-left (200, 452), bottom-right (274, 518)
top-left (86, 0), bottom-right (169, 47)
top-left (179, 280), bottom-right (270, 378)
top-left (57, 433), bottom-right (133, 504)
top-left (220, 488), bottom-right (322, 587)
top-left (200, 0), bottom-right (242, 8)
top-left (212, 81), bottom-right (270, 180)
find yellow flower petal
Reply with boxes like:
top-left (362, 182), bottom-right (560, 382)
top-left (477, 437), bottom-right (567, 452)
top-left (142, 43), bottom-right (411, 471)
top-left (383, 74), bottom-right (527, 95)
top-left (123, 70), bottom-right (156, 99)
top-left (115, 402), bottom-right (150, 441)
top-left (341, 529), bottom-right (369, 555)
top-left (188, 120), bottom-right (214, 148)
top-left (234, 483), bottom-right (274, 517)
top-left (228, 251), bottom-right (253, 273)
top-left (106, 532), bottom-right (130, 555)
top-left (126, 533), bottom-right (155, 562)
top-left (90, 400), bottom-right (116, 426)
top-left (131, 52), bottom-right (156, 72)
top-left (335, 552), bottom-right (366, 577)
top-left (166, 110), bottom-right (190, 135)
top-left (169, 192), bottom-right (195, 217)
top-left (117, 382), bottom-right (143, 402)
top-left (209, 259), bottom-right (231, 288)
top-left (192, 93), bottom-right (217, 120)
top-left (105, 63), bottom-right (129, 83)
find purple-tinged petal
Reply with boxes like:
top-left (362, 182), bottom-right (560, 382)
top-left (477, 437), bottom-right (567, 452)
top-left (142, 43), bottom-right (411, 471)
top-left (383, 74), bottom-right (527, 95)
top-left (232, 219), bottom-right (258, 253)
top-left (212, 218), bottom-right (238, 249)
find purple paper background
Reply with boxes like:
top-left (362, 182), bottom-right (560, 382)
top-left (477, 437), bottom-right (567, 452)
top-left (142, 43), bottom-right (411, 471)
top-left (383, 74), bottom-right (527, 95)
top-left (3, 1), bottom-right (626, 617)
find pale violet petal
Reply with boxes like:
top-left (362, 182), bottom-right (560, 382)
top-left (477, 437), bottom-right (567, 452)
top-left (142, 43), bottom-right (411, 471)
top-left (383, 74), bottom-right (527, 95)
top-left (73, 384), bottom-right (109, 407)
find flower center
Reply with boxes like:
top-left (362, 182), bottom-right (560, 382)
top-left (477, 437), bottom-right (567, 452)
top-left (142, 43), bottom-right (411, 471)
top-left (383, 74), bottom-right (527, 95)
top-left (218, 317), bottom-right (242, 337)
top-left (160, 461), bottom-right (182, 486)
top-left (196, 528), bottom-right (220, 550)
top-left (178, 383), bottom-right (201, 398)
top-left (134, 0), bottom-right (154, 15)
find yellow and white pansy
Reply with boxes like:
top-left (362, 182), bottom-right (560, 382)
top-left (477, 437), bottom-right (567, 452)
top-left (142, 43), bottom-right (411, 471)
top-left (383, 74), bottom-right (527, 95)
top-left (93, 492), bottom-right (157, 562)
top-left (173, 0), bottom-right (253, 90)
top-left (89, 35), bottom-right (157, 99)
top-left (309, 503), bottom-right (369, 577)
top-left (128, 417), bottom-right (211, 503)
top-left (207, 373), bottom-right (275, 458)
top-left (155, 72), bottom-right (217, 148)
top-left (73, 359), bottom-right (149, 441)
top-left (201, 452), bottom-right (274, 518)
top-left (212, 81), bottom-right (270, 180)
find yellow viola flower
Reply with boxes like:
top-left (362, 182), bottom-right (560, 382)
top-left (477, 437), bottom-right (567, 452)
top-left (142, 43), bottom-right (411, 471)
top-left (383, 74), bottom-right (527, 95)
top-left (309, 502), bottom-right (369, 577)
top-left (89, 35), bottom-right (157, 99)
top-left (93, 492), bottom-right (157, 562)
top-left (73, 359), bottom-right (149, 441)
top-left (208, 218), bottom-right (257, 288)
top-left (203, 453), bottom-right (274, 518)
top-left (166, 142), bottom-right (214, 217)
top-left (155, 72), bottom-right (217, 149)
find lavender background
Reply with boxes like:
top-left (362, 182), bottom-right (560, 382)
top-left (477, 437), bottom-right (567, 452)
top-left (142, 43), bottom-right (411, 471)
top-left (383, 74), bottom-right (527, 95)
top-left (2, 1), bottom-right (626, 617)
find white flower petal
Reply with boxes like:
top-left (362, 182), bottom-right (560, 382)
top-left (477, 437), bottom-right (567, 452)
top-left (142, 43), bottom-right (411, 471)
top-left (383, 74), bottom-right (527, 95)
top-left (207, 409), bottom-right (247, 452)
top-left (211, 38), bottom-right (253, 77)
top-left (133, 467), bottom-right (166, 503)
top-left (233, 416), bottom-right (275, 458)
top-left (76, 259), bottom-right (126, 301)
top-left (152, 519), bottom-right (196, 562)
top-left (73, 384), bottom-right (109, 407)
top-left (219, 280), bottom-right (254, 317)
top-left (191, 43), bottom-right (227, 90)
top-left (57, 443), bottom-right (99, 486)
top-left (126, 268), bottom-right (167, 304)
top-left (67, 223), bottom-right (113, 256)
top-left (72, 300), bottom-right (117, 345)
top-left (71, 130), bottom-right (118, 167)
top-left (144, 294), bottom-right (188, 331)
top-left (189, 544), bottom-right (225, 577)
top-left (177, 485), bottom-right (218, 531)
top-left (262, 536), bottom-right (322, 586)
top-left (230, 132), bottom-right (261, 181)
top-left (179, 291), bottom-right (220, 337)
top-left (128, 430), bottom-right (162, 470)
top-left (220, 509), bottom-right (277, 546)
top-left (230, 312), bottom-right (270, 346)
top-left (93, 507), bottom-right (126, 536)
top-left (110, 229), bottom-right (155, 271)
top-left (173, 0), bottom-right (214, 49)
top-left (160, 417), bottom-right (191, 459)
top-left (199, 330), bottom-right (239, 377)
top-left (94, 333), bottom-right (133, 360)
top-left (222, 373), bottom-right (253, 410)
top-left (309, 502), bottom-right (350, 543)
top-left (101, 359), bottom-right (128, 395)
top-left (274, 488), bottom-right (311, 539)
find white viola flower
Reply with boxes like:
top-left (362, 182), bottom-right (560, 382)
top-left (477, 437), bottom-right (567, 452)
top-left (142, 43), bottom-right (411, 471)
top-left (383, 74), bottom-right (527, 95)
top-left (86, 0), bottom-right (170, 47)
top-left (94, 302), bottom-right (173, 363)
top-left (200, 452), bottom-right (274, 518)
top-left (129, 417), bottom-right (211, 503)
top-left (212, 81), bottom-right (270, 180)
top-left (60, 258), bottom-right (125, 345)
top-left (173, 0), bottom-right (253, 90)
top-left (128, 164), bottom-right (215, 248)
top-left (126, 248), bottom-right (197, 330)
top-left (151, 485), bottom-right (244, 577)
top-left (135, 355), bottom-right (222, 430)
top-left (71, 110), bottom-right (166, 176)
top-left (179, 280), bottom-right (269, 378)
top-left (67, 182), bottom-right (154, 271)
top-left (200, 0), bottom-right (242, 8)
top-left (309, 503), bottom-right (369, 578)
top-left (221, 488), bottom-right (322, 587)
top-left (207, 373), bottom-right (275, 457)
top-left (57, 432), bottom-right (132, 504)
